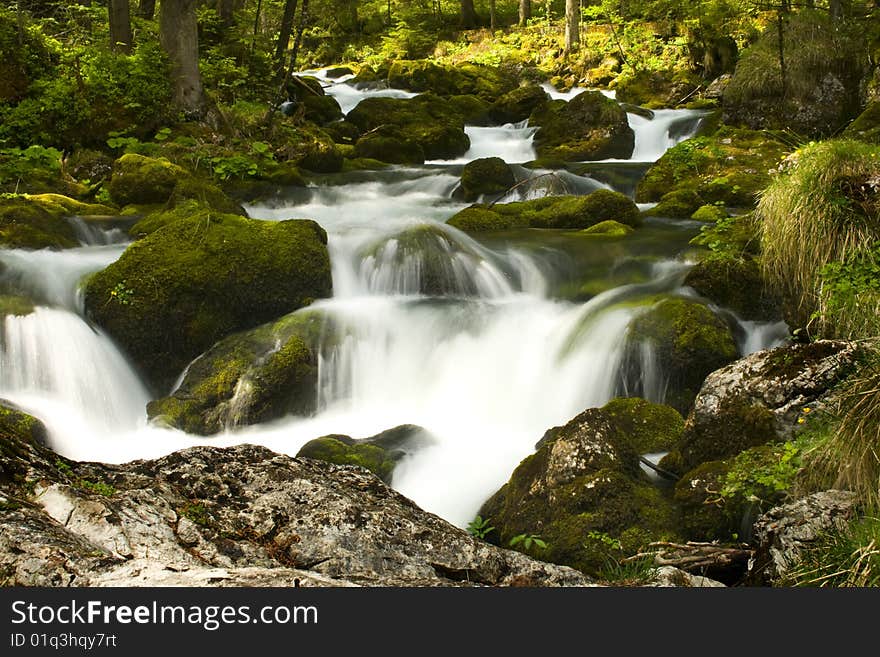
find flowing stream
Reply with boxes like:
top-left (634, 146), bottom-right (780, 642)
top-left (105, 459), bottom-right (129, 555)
top-left (0, 79), bottom-right (786, 527)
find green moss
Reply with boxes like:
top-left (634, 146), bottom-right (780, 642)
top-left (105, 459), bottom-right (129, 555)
top-left (614, 69), bottom-right (702, 109)
top-left (297, 436), bottom-right (398, 482)
top-left (108, 154), bottom-right (187, 206)
top-left (386, 59), bottom-right (516, 99)
top-left (673, 460), bottom-right (740, 541)
top-left (459, 157), bottom-right (515, 201)
top-left (0, 196), bottom-right (79, 249)
top-left (0, 295), bottom-right (35, 318)
top-left (578, 220), bottom-right (635, 238)
top-left (691, 204), bottom-right (728, 222)
top-left (275, 123), bottom-right (343, 173)
top-left (684, 256), bottom-right (780, 321)
top-left (79, 478), bottom-right (115, 497)
top-left (179, 503), bottom-right (211, 527)
top-left (446, 94), bottom-right (492, 125)
top-left (489, 85), bottom-right (549, 124)
top-left (84, 212), bottom-right (332, 391)
top-left (601, 397), bottom-right (685, 454)
top-left (447, 206), bottom-right (524, 232)
top-left (530, 92), bottom-right (634, 161)
top-left (647, 188), bottom-right (703, 218)
top-left (628, 297), bottom-right (738, 413)
top-left (843, 101), bottom-right (880, 144)
top-left (353, 128), bottom-right (425, 165)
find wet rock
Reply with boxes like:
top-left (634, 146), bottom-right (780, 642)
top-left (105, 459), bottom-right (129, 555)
top-left (459, 157), bottom-right (516, 201)
top-left (748, 490), bottom-right (858, 584)
top-left (530, 91), bottom-right (635, 161)
top-left (843, 101), bottom-right (880, 144)
top-left (649, 566), bottom-right (726, 587)
top-left (0, 406), bottom-right (590, 587)
top-left (489, 85), bottom-right (550, 124)
top-left (684, 256), bottom-right (781, 321)
top-left (386, 60), bottom-right (516, 100)
top-left (0, 194), bottom-right (111, 249)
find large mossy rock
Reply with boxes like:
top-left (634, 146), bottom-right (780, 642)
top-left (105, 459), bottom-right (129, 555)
top-left (530, 91), bottom-right (635, 161)
top-left (479, 401), bottom-right (681, 576)
top-left (147, 311), bottom-right (325, 435)
top-left (0, 194), bottom-right (116, 249)
top-left (447, 190), bottom-right (641, 233)
top-left (722, 13), bottom-right (867, 138)
top-left (613, 69), bottom-right (703, 109)
top-left (684, 256), bottom-right (781, 321)
top-left (347, 95), bottom-right (470, 160)
top-left (83, 212), bottom-right (332, 391)
top-left (297, 425), bottom-right (434, 483)
top-left (0, 417), bottom-right (589, 586)
top-left (489, 85), bottom-right (550, 124)
top-left (626, 297), bottom-right (739, 413)
top-left (637, 127), bottom-right (789, 216)
top-left (600, 397), bottom-right (684, 454)
top-left (664, 340), bottom-right (863, 475)
top-left (275, 123), bottom-right (344, 173)
top-left (843, 101), bottom-right (880, 144)
top-left (0, 295), bottom-right (35, 319)
top-left (386, 60), bottom-right (516, 100)
top-left (459, 157), bottom-right (516, 201)
top-left (352, 126), bottom-right (425, 164)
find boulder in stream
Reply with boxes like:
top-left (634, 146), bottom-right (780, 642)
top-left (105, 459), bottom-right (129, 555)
top-left (458, 157), bottom-right (516, 201)
top-left (83, 211), bottom-right (332, 392)
top-left (489, 84), bottom-right (550, 124)
top-left (0, 194), bottom-right (115, 249)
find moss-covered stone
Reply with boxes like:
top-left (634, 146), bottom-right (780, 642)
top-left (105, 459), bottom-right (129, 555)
top-left (386, 60), bottom-right (516, 100)
top-left (83, 211), bottom-right (332, 391)
top-left (637, 127), bottom-right (789, 211)
top-left (323, 120), bottom-right (362, 145)
top-left (108, 154), bottom-right (187, 206)
top-left (530, 91), bottom-right (635, 161)
top-left (66, 149), bottom-right (115, 185)
top-left (673, 460), bottom-right (740, 541)
top-left (297, 425), bottom-right (432, 483)
top-left (0, 400), bottom-right (48, 450)
top-left (446, 94), bottom-right (492, 126)
top-left (578, 220), bottom-right (635, 238)
top-left (843, 101), bottom-right (880, 144)
top-left (684, 256), bottom-right (781, 321)
top-left (691, 204), bottom-right (728, 222)
top-left (347, 95), bottom-right (470, 160)
top-left (489, 85), bottom-right (550, 124)
top-left (302, 94), bottom-right (343, 126)
top-left (353, 128), bottom-right (425, 164)
top-left (627, 297), bottom-right (738, 413)
top-left (0, 196), bottom-right (79, 249)
top-left (601, 397), bottom-right (684, 454)
top-left (459, 157), bottom-right (515, 201)
top-left (448, 190), bottom-right (642, 233)
top-left (275, 123), bottom-right (343, 173)
top-left (0, 295), bottom-right (35, 318)
top-left (147, 311), bottom-right (324, 435)
top-left (613, 69), bottom-right (703, 109)
top-left (479, 406), bottom-right (681, 576)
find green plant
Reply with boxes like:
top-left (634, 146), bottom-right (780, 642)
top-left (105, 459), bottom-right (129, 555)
top-left (599, 554), bottom-right (657, 585)
top-left (509, 533), bottom-right (547, 551)
top-left (108, 280), bottom-right (135, 306)
top-left (781, 516), bottom-right (880, 587)
top-left (79, 478), bottom-right (115, 497)
top-left (466, 515), bottom-right (495, 540)
top-left (721, 440), bottom-right (805, 506)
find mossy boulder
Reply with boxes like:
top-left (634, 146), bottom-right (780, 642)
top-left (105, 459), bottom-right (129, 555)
top-left (447, 94), bottom-right (493, 126)
top-left (0, 196), bottom-right (80, 249)
top-left (530, 91), bottom-right (635, 161)
top-left (447, 190), bottom-right (642, 233)
top-left (108, 154), bottom-right (187, 206)
top-left (83, 212), bottom-right (332, 391)
top-left (275, 123), bottom-right (343, 173)
top-left (601, 397), bottom-right (684, 454)
top-left (347, 95), bottom-right (470, 160)
top-left (0, 295), bottom-right (35, 318)
top-left (479, 406), bottom-right (680, 576)
top-left (0, 400), bottom-right (48, 451)
top-left (691, 204), bottom-right (728, 222)
top-left (386, 60), bottom-right (516, 100)
top-left (459, 157), bottom-right (516, 201)
top-left (66, 148), bottom-right (115, 185)
top-left (353, 127), bottom-right (425, 164)
top-left (578, 220), bottom-right (635, 238)
top-left (673, 460), bottom-right (740, 541)
top-left (613, 69), bottom-right (703, 109)
top-left (843, 101), bottom-right (880, 144)
top-left (297, 424), bottom-right (434, 483)
top-left (489, 85), bottom-right (550, 124)
top-left (675, 341), bottom-right (862, 473)
top-left (147, 311), bottom-right (325, 435)
top-left (637, 127), bottom-right (789, 213)
top-left (684, 256), bottom-right (781, 321)
top-left (323, 120), bottom-right (362, 145)
top-left (627, 297), bottom-right (739, 413)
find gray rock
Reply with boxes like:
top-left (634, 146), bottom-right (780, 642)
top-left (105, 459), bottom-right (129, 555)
top-left (649, 566), bottom-right (726, 588)
top-left (748, 490), bottom-right (858, 583)
top-left (0, 420), bottom-right (590, 587)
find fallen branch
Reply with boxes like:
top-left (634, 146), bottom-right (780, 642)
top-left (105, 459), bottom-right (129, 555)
top-left (624, 540), bottom-right (752, 574)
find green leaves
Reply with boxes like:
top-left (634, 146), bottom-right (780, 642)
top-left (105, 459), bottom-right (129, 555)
top-left (509, 533), bottom-right (547, 551)
top-left (466, 515), bottom-right (495, 540)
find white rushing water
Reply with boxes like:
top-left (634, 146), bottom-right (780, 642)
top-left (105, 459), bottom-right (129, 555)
top-left (0, 76), bottom-right (787, 527)
top-left (295, 68), bottom-right (418, 114)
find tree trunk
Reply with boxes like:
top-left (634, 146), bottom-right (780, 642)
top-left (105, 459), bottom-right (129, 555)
top-left (274, 0), bottom-right (299, 66)
top-left (518, 0), bottom-right (530, 26)
top-left (460, 0), bottom-right (477, 29)
top-left (489, 0), bottom-right (496, 30)
top-left (564, 0), bottom-right (579, 55)
top-left (289, 0), bottom-right (310, 75)
top-left (138, 0), bottom-right (156, 19)
top-left (217, 0), bottom-right (235, 26)
top-left (159, 0), bottom-right (206, 119)
top-left (109, 0), bottom-right (133, 53)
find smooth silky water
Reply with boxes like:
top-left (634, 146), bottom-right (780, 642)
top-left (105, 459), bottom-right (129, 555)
top-left (0, 79), bottom-right (786, 527)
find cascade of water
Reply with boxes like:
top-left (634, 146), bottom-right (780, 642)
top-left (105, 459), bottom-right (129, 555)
top-left (294, 69), bottom-right (418, 114)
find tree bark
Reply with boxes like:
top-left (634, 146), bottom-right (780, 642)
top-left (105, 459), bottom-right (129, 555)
top-left (159, 0), bottom-right (206, 119)
top-left (518, 0), bottom-right (530, 26)
top-left (217, 0), bottom-right (235, 27)
top-left (274, 0), bottom-right (299, 66)
top-left (489, 0), bottom-right (496, 30)
top-left (564, 0), bottom-right (579, 55)
top-left (109, 0), bottom-right (133, 54)
top-left (138, 0), bottom-right (156, 19)
top-left (460, 0), bottom-right (477, 29)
